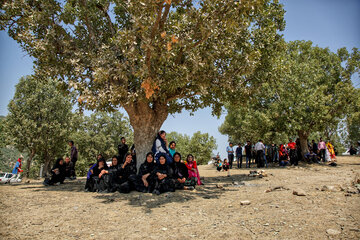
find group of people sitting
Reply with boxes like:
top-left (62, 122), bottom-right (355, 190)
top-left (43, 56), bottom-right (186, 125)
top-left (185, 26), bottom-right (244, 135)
top-left (44, 130), bottom-right (203, 195)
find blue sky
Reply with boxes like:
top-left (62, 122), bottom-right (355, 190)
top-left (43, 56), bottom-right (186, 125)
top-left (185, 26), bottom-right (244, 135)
top-left (0, 0), bottom-right (359, 158)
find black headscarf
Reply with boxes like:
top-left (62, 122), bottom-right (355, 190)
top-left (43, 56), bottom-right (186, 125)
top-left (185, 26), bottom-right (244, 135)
top-left (152, 153), bottom-right (172, 177)
top-left (139, 152), bottom-right (155, 176)
top-left (52, 157), bottom-right (66, 173)
top-left (171, 152), bottom-right (188, 179)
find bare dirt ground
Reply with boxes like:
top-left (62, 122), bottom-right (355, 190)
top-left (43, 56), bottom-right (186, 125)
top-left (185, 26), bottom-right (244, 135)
top-left (1, 156), bottom-right (359, 240)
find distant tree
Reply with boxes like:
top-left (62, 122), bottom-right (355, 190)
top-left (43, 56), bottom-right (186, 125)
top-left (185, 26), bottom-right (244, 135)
top-left (70, 111), bottom-right (133, 175)
top-left (1, 0), bottom-right (285, 169)
top-left (167, 131), bottom-right (217, 164)
top-left (346, 88), bottom-right (360, 146)
top-left (220, 41), bottom-right (359, 157)
top-left (0, 116), bottom-right (5, 148)
top-left (5, 76), bottom-right (73, 177)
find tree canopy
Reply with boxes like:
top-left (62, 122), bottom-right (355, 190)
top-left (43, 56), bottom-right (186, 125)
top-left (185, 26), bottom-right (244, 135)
top-left (70, 111), bottom-right (133, 175)
top-left (220, 41), bottom-right (359, 155)
top-left (1, 0), bottom-right (286, 168)
top-left (167, 131), bottom-right (217, 164)
top-left (5, 76), bottom-right (73, 176)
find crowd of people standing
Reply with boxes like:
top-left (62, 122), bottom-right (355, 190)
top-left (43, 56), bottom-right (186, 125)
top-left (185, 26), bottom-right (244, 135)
top-left (216, 137), bottom-right (341, 171)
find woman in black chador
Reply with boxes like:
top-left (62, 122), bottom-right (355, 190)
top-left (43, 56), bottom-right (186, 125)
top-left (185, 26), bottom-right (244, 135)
top-left (88, 157), bottom-right (108, 192)
top-left (43, 157), bottom-right (66, 186)
top-left (133, 152), bottom-right (156, 193)
top-left (171, 152), bottom-right (194, 190)
top-left (98, 156), bottom-right (121, 192)
top-left (151, 153), bottom-right (175, 195)
top-left (117, 153), bottom-right (137, 193)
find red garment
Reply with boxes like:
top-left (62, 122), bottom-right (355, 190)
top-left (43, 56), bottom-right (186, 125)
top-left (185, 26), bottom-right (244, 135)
top-left (287, 142), bottom-right (296, 150)
top-left (17, 158), bottom-right (22, 169)
top-left (186, 160), bottom-right (197, 170)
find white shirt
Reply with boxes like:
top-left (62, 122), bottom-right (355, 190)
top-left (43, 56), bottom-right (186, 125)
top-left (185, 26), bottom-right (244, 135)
top-left (254, 142), bottom-right (265, 151)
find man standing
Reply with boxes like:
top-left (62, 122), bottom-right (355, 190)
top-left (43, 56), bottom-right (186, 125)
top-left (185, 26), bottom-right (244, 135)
top-left (255, 140), bottom-right (265, 168)
top-left (226, 142), bottom-right (234, 169)
top-left (287, 139), bottom-right (297, 166)
top-left (318, 138), bottom-right (326, 162)
top-left (64, 156), bottom-right (74, 179)
top-left (311, 140), bottom-right (318, 154)
top-left (236, 143), bottom-right (243, 168)
top-left (272, 144), bottom-right (279, 163)
top-left (118, 137), bottom-right (129, 164)
top-left (68, 140), bottom-right (78, 179)
top-left (245, 141), bottom-right (252, 168)
top-left (254, 140), bottom-right (265, 168)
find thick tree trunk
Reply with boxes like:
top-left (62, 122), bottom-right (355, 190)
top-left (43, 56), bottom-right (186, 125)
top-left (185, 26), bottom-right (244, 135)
top-left (43, 153), bottom-right (52, 177)
top-left (25, 149), bottom-right (35, 178)
top-left (125, 101), bottom-right (168, 172)
top-left (298, 130), bottom-right (309, 159)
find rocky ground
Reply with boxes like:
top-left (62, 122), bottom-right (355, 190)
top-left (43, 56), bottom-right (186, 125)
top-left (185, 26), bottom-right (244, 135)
top-left (0, 156), bottom-right (359, 240)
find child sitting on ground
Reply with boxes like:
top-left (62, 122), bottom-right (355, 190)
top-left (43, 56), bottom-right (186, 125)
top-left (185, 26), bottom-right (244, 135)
top-left (223, 159), bottom-right (229, 171)
top-left (216, 159), bottom-right (222, 171)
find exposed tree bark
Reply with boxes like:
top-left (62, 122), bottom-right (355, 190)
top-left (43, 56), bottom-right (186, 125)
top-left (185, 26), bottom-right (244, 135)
top-left (298, 130), bottom-right (309, 159)
top-left (43, 150), bottom-right (52, 177)
top-left (125, 101), bottom-right (168, 172)
top-left (25, 149), bottom-right (35, 178)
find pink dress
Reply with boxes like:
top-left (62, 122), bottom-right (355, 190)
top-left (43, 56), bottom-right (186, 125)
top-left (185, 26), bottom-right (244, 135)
top-left (185, 160), bottom-right (202, 185)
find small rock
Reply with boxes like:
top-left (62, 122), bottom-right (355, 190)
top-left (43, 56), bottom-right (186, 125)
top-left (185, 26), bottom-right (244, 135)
top-left (347, 187), bottom-right (358, 194)
top-left (326, 229), bottom-right (341, 235)
top-left (264, 223), bottom-right (269, 226)
top-left (216, 184), bottom-right (224, 189)
top-left (321, 185), bottom-right (336, 192)
top-left (161, 227), bottom-right (168, 231)
top-left (233, 181), bottom-right (239, 185)
top-left (240, 200), bottom-right (251, 205)
top-left (293, 189), bottom-right (306, 196)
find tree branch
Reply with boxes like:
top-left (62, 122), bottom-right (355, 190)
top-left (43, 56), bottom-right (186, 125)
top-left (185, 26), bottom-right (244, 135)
top-left (146, 2), bottom-right (164, 72)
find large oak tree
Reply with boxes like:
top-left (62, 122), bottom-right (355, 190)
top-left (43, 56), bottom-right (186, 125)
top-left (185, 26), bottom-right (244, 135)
top-left (1, 0), bottom-right (285, 169)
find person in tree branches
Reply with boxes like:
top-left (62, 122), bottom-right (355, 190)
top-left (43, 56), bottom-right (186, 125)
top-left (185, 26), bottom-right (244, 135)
top-left (150, 154), bottom-right (175, 195)
top-left (185, 154), bottom-right (203, 185)
top-left (43, 157), bottom-right (66, 186)
top-left (152, 130), bottom-right (173, 165)
top-left (133, 152), bottom-right (156, 193)
top-left (171, 152), bottom-right (195, 190)
top-left (117, 137), bottom-right (129, 164)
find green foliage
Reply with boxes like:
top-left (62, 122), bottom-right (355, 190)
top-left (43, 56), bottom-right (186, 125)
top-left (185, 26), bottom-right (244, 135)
top-left (0, 0), bottom-right (285, 114)
top-left (167, 131), bottom-right (217, 165)
top-left (5, 76), bottom-right (73, 175)
top-left (0, 116), bottom-right (5, 148)
top-left (70, 111), bottom-right (133, 176)
top-left (1, 0), bottom-right (286, 165)
top-left (220, 41), bottom-right (359, 151)
top-left (346, 88), bottom-right (360, 146)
